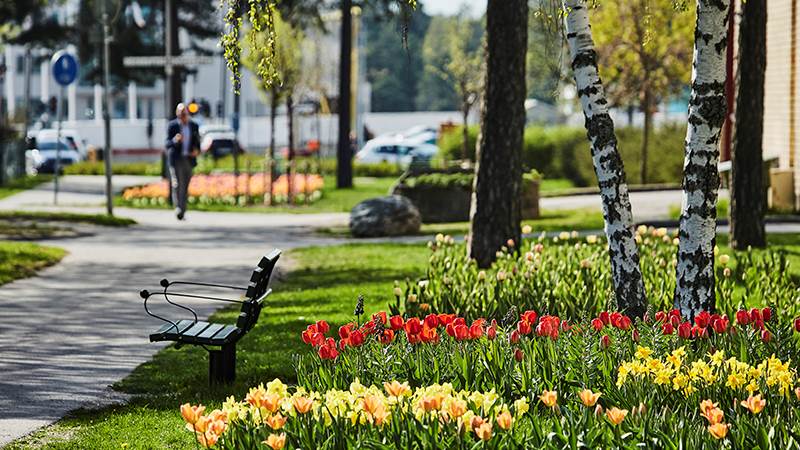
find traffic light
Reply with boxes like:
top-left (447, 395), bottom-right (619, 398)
top-left (48, 96), bottom-right (57, 114)
top-left (188, 101), bottom-right (200, 115)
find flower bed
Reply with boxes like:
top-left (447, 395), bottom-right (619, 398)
top-left (121, 173), bottom-right (324, 207)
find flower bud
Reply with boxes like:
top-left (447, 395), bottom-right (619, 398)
top-left (761, 329), bottom-right (771, 343)
top-left (600, 334), bottom-right (611, 349)
top-left (514, 349), bottom-right (524, 362)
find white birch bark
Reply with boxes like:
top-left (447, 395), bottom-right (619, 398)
top-left (674, 0), bottom-right (730, 320)
top-left (563, 0), bottom-right (647, 319)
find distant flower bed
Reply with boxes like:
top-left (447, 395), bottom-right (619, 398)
top-left (121, 173), bottom-right (324, 207)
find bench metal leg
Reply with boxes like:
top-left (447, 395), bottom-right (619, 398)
top-left (209, 344), bottom-right (236, 385)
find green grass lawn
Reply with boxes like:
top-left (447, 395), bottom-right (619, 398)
top-left (0, 241), bottom-right (66, 285)
top-left (116, 176), bottom-right (395, 214)
top-left (0, 212), bottom-right (135, 240)
top-left (0, 176), bottom-right (53, 200)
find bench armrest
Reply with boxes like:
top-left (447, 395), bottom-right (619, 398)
top-left (140, 289), bottom-right (197, 332)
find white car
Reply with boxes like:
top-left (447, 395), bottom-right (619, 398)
top-left (200, 131), bottom-right (241, 159)
top-left (355, 138), bottom-right (439, 167)
top-left (26, 139), bottom-right (82, 174)
top-left (29, 129), bottom-right (88, 159)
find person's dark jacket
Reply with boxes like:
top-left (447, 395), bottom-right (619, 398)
top-left (165, 119), bottom-right (200, 167)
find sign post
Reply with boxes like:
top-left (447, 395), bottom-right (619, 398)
top-left (51, 50), bottom-right (78, 205)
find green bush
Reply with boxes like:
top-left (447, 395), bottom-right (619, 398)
top-left (403, 169), bottom-right (541, 190)
top-left (64, 161), bottom-right (162, 176)
top-left (440, 123), bottom-right (687, 187)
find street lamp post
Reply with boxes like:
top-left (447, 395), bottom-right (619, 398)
top-left (101, 0), bottom-right (114, 215)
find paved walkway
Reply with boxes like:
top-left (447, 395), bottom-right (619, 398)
top-left (0, 176), bottom-right (769, 446)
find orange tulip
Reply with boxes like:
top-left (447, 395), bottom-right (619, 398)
top-left (421, 394), bottom-right (444, 412)
top-left (708, 422), bottom-right (729, 440)
top-left (293, 396), bottom-right (314, 414)
top-left (741, 394), bottom-right (766, 414)
top-left (180, 403), bottom-right (206, 425)
top-left (264, 432), bottom-right (287, 450)
top-left (261, 393), bottom-right (282, 413)
top-left (606, 407), bottom-right (628, 425)
top-left (539, 390), bottom-right (558, 408)
top-left (796, 387), bottom-right (800, 401)
top-left (196, 431), bottom-right (219, 449)
top-left (384, 380), bottom-right (410, 397)
top-left (475, 422), bottom-right (493, 441)
top-left (207, 409), bottom-right (228, 424)
top-left (265, 413), bottom-right (287, 430)
top-left (371, 404), bottom-right (390, 426)
top-left (701, 407), bottom-right (724, 425)
top-left (699, 399), bottom-right (718, 416)
top-left (361, 395), bottom-right (384, 416)
top-left (594, 404), bottom-right (604, 417)
top-left (447, 399), bottom-right (467, 419)
top-left (578, 389), bottom-right (601, 407)
top-left (496, 410), bottom-right (513, 430)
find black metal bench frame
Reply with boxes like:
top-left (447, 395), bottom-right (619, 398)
top-left (140, 249), bottom-right (281, 384)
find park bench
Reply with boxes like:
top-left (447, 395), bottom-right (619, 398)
top-left (140, 249), bottom-right (281, 384)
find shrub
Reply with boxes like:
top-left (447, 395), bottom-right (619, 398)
top-left (63, 161), bottom-right (162, 176)
top-left (403, 170), bottom-right (541, 190)
top-left (439, 124), bottom-right (687, 187)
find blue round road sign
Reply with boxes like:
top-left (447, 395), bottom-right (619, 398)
top-left (51, 50), bottom-right (78, 86)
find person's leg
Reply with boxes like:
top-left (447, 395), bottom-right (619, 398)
top-left (168, 162), bottom-right (181, 215)
top-left (176, 159), bottom-right (191, 216)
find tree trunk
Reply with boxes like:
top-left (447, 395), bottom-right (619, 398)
top-left (287, 94), bottom-right (295, 204)
top-left (461, 93), bottom-right (470, 161)
top-left (562, 0), bottom-right (647, 319)
top-left (730, 0), bottom-right (767, 249)
top-left (336, 0), bottom-right (353, 188)
top-left (266, 87), bottom-right (278, 206)
top-left (167, 0), bottom-right (181, 110)
top-left (674, 0), bottom-right (730, 320)
top-left (467, 0), bottom-right (528, 268)
top-left (640, 91), bottom-right (652, 185)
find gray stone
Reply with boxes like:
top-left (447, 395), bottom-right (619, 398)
top-left (350, 195), bottom-right (421, 237)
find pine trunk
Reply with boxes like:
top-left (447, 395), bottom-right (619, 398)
top-left (287, 94), bottom-right (295, 204)
top-left (336, 0), bottom-right (353, 189)
top-left (563, 0), bottom-right (647, 319)
top-left (674, 0), bottom-right (731, 319)
top-left (267, 87), bottom-right (278, 206)
top-left (467, 0), bottom-right (528, 268)
top-left (730, 0), bottom-right (767, 249)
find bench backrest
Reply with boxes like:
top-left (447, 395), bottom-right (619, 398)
top-left (237, 249), bottom-right (281, 333)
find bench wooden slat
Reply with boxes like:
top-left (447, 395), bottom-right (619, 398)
top-left (197, 323), bottom-right (226, 340)
top-left (203, 325), bottom-right (239, 345)
top-left (180, 321), bottom-right (213, 339)
top-left (150, 319), bottom-right (195, 342)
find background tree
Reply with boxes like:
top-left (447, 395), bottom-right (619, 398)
top-left (592, 0), bottom-right (694, 184)
top-left (467, 0), bottom-right (528, 268)
top-left (674, 0), bottom-right (730, 319)
top-left (730, 0), bottom-right (767, 249)
top-left (560, 0), bottom-right (647, 318)
top-left (527, 0), bottom-right (565, 103)
top-left (426, 12), bottom-right (482, 160)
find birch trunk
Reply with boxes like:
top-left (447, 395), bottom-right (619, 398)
top-left (674, 0), bottom-right (730, 319)
top-left (563, 0), bottom-right (647, 319)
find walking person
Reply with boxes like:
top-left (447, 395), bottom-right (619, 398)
top-left (165, 103), bottom-right (200, 220)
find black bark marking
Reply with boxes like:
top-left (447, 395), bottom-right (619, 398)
top-left (572, 49), bottom-right (597, 71)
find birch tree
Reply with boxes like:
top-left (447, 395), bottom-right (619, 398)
top-left (562, 0), bottom-right (647, 319)
top-left (674, 0), bottom-right (730, 319)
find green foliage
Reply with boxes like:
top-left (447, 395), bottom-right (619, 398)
top-left (0, 175), bottom-right (52, 199)
top-left (397, 231), bottom-right (798, 322)
top-left (63, 161), bottom-right (162, 176)
top-left (402, 170), bottom-right (540, 190)
top-left (439, 124), bottom-right (687, 187)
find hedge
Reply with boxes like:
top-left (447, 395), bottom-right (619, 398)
top-left (439, 123), bottom-right (686, 187)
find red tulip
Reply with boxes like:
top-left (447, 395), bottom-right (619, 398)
top-left (694, 311), bottom-right (710, 328)
top-left (610, 312), bottom-right (623, 328)
top-left (752, 319), bottom-right (765, 331)
top-left (693, 326), bottom-right (708, 339)
top-left (750, 308), bottom-right (762, 323)
top-left (670, 314), bottom-right (681, 328)
top-left (761, 307), bottom-right (772, 322)
top-left (509, 330), bottom-right (520, 344)
top-left (318, 344), bottom-right (338, 360)
top-left (372, 312), bottom-right (387, 326)
top-left (711, 317), bottom-right (728, 334)
top-left (454, 324), bottom-right (469, 341)
top-left (487, 324), bottom-right (497, 340)
top-left (794, 318), bottom-right (800, 333)
top-left (405, 318), bottom-right (423, 335)
top-left (655, 311), bottom-right (666, 323)
top-left (469, 321), bottom-right (484, 339)
top-left (761, 329), bottom-right (772, 343)
top-left (591, 318), bottom-right (604, 332)
top-left (521, 310), bottom-right (538, 324)
top-left (618, 316), bottom-right (632, 331)
top-left (669, 309), bottom-right (681, 319)
top-left (316, 320), bottom-right (330, 334)
top-left (338, 323), bottom-right (353, 339)
top-left (424, 314), bottom-right (439, 329)
top-left (453, 317), bottom-right (467, 328)
top-left (662, 322), bottom-right (674, 335)
top-left (379, 329), bottom-right (395, 344)
top-left (678, 322), bottom-right (692, 339)
top-left (736, 310), bottom-right (750, 326)
top-left (514, 349), bottom-right (524, 362)
top-left (600, 334), bottom-right (611, 349)
top-left (599, 311), bottom-right (611, 326)
top-left (632, 329), bottom-right (640, 342)
top-left (517, 320), bottom-right (532, 335)
top-left (349, 329), bottom-right (365, 347)
top-left (389, 315), bottom-right (404, 331)
top-left (437, 314), bottom-right (456, 326)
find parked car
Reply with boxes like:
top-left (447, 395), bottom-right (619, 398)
top-left (28, 129), bottom-right (88, 159)
top-left (26, 139), bottom-right (82, 174)
top-left (355, 138), bottom-right (439, 167)
top-left (200, 131), bottom-right (242, 159)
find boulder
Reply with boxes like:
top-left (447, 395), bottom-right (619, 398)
top-left (350, 195), bottom-right (422, 237)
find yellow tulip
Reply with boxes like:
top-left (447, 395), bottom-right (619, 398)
top-left (293, 396), bottom-right (314, 415)
top-left (606, 407), bottom-right (628, 426)
top-left (265, 413), bottom-right (287, 430)
top-left (708, 422), bottom-right (729, 440)
top-left (383, 380), bottom-right (410, 398)
top-left (447, 398), bottom-right (467, 419)
top-left (180, 403), bottom-right (206, 425)
top-left (496, 410), bottom-right (513, 430)
top-left (264, 432), bottom-right (287, 450)
top-left (578, 389), bottom-right (601, 407)
top-left (539, 390), bottom-right (558, 408)
top-left (701, 407), bottom-right (724, 425)
top-left (475, 422), bottom-right (493, 441)
top-left (741, 394), bottom-right (766, 414)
